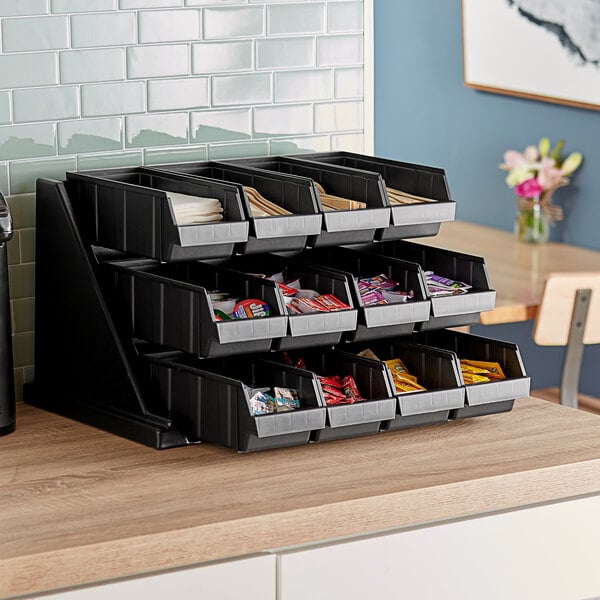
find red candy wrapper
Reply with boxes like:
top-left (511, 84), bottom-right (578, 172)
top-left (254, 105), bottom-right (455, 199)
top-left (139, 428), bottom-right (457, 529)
top-left (342, 375), bottom-right (363, 403)
top-left (276, 281), bottom-right (298, 296)
top-left (315, 294), bottom-right (351, 311)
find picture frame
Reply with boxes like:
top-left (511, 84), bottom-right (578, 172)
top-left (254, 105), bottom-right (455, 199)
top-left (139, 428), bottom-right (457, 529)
top-left (461, 0), bottom-right (600, 111)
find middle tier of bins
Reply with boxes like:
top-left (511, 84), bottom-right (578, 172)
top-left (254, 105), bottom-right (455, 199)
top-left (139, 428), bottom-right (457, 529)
top-left (64, 150), bottom-right (456, 262)
top-left (102, 245), bottom-right (528, 452)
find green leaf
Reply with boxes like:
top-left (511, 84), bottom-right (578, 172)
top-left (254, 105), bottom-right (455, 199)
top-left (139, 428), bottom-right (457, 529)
top-left (539, 137), bottom-right (550, 157)
top-left (549, 139), bottom-right (565, 165)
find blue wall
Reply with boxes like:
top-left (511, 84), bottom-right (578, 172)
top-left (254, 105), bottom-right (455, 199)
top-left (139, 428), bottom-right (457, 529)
top-left (374, 1), bottom-right (600, 394)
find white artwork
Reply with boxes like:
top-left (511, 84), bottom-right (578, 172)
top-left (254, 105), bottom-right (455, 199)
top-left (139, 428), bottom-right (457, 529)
top-left (462, 0), bottom-right (600, 110)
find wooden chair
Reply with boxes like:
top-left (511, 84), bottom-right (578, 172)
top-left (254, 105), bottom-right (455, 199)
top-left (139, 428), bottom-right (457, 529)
top-left (533, 272), bottom-right (600, 412)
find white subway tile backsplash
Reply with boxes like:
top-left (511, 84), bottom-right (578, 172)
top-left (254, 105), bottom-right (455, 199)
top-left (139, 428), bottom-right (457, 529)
top-left (192, 41), bottom-right (252, 74)
top-left (126, 112), bottom-right (188, 147)
top-left (208, 140), bottom-right (269, 160)
top-left (127, 44), bottom-right (189, 78)
top-left (0, 52), bottom-right (57, 89)
top-left (147, 77), bottom-right (209, 111)
top-left (267, 3), bottom-right (325, 35)
top-left (327, 1), bottom-right (363, 32)
top-left (58, 117), bottom-right (123, 154)
top-left (254, 104), bottom-right (313, 137)
top-left (331, 131), bottom-right (364, 152)
top-left (1, 16), bottom-right (68, 53)
top-left (120, 0), bottom-right (182, 7)
top-left (144, 144), bottom-right (206, 165)
top-left (270, 135), bottom-right (330, 155)
top-left (71, 12), bottom-right (136, 48)
top-left (315, 100), bottom-right (363, 132)
top-left (274, 69), bottom-right (333, 102)
top-left (334, 67), bottom-right (363, 98)
top-left (81, 81), bottom-right (145, 116)
top-left (191, 108), bottom-right (250, 143)
top-left (138, 9), bottom-right (200, 44)
top-left (0, 93), bottom-right (10, 124)
top-left (51, 0), bottom-right (117, 13)
top-left (213, 73), bottom-right (271, 106)
top-left (317, 34), bottom-right (363, 66)
top-left (60, 48), bottom-right (125, 84)
top-left (10, 156), bottom-right (76, 194)
top-left (256, 37), bottom-right (314, 70)
top-left (0, 0), bottom-right (366, 388)
top-left (13, 86), bottom-right (79, 123)
top-left (0, 1), bottom-right (48, 17)
top-left (203, 6), bottom-right (264, 39)
top-left (0, 123), bottom-right (56, 160)
top-left (77, 150), bottom-right (142, 170)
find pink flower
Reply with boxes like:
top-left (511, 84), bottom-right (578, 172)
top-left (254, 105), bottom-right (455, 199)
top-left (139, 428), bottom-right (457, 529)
top-left (514, 177), bottom-right (543, 198)
top-left (537, 157), bottom-right (563, 190)
top-left (502, 150), bottom-right (526, 169)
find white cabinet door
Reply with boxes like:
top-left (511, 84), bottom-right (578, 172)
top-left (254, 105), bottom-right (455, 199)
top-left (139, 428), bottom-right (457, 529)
top-left (278, 495), bottom-right (600, 600)
top-left (34, 554), bottom-right (275, 600)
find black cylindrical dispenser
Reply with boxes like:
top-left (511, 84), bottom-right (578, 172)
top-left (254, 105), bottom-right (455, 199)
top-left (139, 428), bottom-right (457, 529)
top-left (0, 191), bottom-right (14, 436)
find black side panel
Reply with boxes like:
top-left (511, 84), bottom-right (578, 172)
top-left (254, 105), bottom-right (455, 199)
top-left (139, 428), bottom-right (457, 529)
top-left (25, 178), bottom-right (191, 448)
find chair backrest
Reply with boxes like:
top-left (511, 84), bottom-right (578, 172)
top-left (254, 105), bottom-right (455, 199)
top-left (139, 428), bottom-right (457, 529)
top-left (533, 272), bottom-right (600, 346)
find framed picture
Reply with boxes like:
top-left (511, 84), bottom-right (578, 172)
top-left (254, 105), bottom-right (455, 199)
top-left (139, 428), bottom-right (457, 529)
top-left (462, 0), bottom-right (600, 111)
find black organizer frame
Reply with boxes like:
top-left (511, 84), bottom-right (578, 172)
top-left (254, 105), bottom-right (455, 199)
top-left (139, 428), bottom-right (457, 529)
top-left (25, 152), bottom-right (527, 451)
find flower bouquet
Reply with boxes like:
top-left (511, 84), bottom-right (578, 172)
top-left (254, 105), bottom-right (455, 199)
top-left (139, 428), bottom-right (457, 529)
top-left (499, 138), bottom-right (583, 243)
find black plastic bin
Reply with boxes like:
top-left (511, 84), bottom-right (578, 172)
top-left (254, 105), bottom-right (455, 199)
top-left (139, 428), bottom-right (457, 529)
top-left (66, 168), bottom-right (249, 261)
top-left (224, 156), bottom-right (391, 247)
top-left (414, 330), bottom-right (530, 419)
top-left (105, 258), bottom-right (288, 358)
top-left (147, 162), bottom-right (322, 254)
top-left (341, 341), bottom-right (465, 430)
top-left (368, 240), bottom-right (496, 330)
top-left (143, 353), bottom-right (326, 452)
top-left (292, 151), bottom-right (455, 240)
top-left (221, 254), bottom-right (358, 350)
top-left (274, 349), bottom-right (396, 441)
top-left (297, 246), bottom-right (430, 341)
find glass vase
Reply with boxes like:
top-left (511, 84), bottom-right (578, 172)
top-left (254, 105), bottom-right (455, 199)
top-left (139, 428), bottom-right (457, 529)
top-left (515, 196), bottom-right (549, 244)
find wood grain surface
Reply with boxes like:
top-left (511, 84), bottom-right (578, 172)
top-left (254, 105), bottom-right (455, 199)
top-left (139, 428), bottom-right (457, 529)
top-left (412, 221), bottom-right (600, 325)
top-left (2, 400), bottom-right (600, 597)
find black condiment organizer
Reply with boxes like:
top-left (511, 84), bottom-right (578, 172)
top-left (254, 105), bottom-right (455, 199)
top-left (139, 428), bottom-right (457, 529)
top-left (106, 258), bottom-right (288, 358)
top-left (224, 156), bottom-right (391, 247)
top-left (26, 152), bottom-right (527, 452)
top-left (67, 168), bottom-right (249, 261)
top-left (222, 253), bottom-right (358, 350)
top-left (297, 246), bottom-right (430, 341)
top-left (147, 161), bottom-right (322, 254)
top-left (143, 353), bottom-right (326, 452)
top-left (290, 151), bottom-right (455, 240)
top-left (414, 330), bottom-right (530, 419)
top-left (365, 240), bottom-right (496, 330)
top-left (270, 349), bottom-right (396, 442)
top-left (341, 341), bottom-right (465, 430)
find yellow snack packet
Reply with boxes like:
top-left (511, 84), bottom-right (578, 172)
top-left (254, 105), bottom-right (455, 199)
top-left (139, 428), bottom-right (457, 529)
top-left (460, 361), bottom-right (490, 375)
top-left (461, 360), bottom-right (505, 380)
top-left (462, 372), bottom-right (490, 384)
top-left (385, 358), bottom-right (416, 381)
top-left (393, 378), bottom-right (427, 393)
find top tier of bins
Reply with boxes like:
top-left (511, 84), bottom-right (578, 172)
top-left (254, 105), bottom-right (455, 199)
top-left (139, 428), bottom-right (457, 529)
top-left (228, 151), bottom-right (455, 241)
top-left (64, 151), bottom-right (455, 262)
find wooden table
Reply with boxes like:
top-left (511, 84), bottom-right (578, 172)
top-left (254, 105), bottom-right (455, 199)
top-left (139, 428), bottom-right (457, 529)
top-left (3, 400), bottom-right (600, 598)
top-left (413, 221), bottom-right (600, 325)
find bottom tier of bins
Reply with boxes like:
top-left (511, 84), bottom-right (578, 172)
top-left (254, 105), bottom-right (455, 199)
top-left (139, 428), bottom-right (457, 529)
top-left (143, 350), bottom-right (396, 452)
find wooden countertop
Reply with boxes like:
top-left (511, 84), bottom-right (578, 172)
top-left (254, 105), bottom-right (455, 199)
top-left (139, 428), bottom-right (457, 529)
top-left (413, 221), bottom-right (600, 325)
top-left (3, 400), bottom-right (600, 598)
